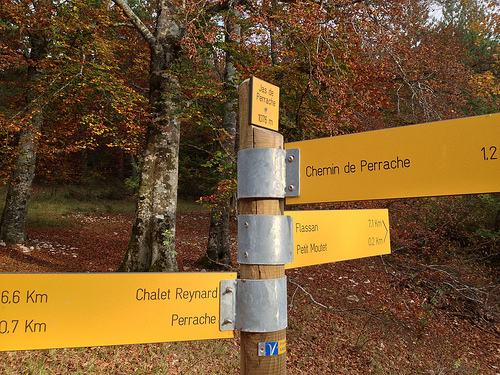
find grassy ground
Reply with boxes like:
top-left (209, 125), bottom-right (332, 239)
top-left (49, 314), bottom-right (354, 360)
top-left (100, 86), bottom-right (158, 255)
top-left (0, 184), bottom-right (203, 228)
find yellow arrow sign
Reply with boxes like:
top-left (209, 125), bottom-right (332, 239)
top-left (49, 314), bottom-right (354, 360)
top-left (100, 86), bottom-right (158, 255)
top-left (0, 272), bottom-right (236, 351)
top-left (285, 209), bottom-right (390, 269)
top-left (286, 113), bottom-right (500, 204)
top-left (249, 77), bottom-right (280, 131)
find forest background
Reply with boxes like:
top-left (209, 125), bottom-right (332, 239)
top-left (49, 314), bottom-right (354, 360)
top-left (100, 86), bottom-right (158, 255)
top-left (1, 0), bottom-right (500, 373)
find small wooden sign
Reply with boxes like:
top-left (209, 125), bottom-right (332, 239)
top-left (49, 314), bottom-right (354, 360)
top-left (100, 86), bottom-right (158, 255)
top-left (249, 76), bottom-right (280, 131)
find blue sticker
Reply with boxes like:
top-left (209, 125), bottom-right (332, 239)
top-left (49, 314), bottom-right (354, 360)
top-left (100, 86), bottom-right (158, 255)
top-left (259, 339), bottom-right (286, 356)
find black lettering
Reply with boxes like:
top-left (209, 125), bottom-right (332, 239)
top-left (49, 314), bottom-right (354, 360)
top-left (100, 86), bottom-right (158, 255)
top-left (26, 290), bottom-right (48, 304)
top-left (296, 244), bottom-right (309, 254)
top-left (176, 288), bottom-right (218, 302)
top-left (136, 288), bottom-right (144, 301)
top-left (305, 164), bottom-right (339, 177)
top-left (25, 320), bottom-right (47, 333)
top-left (344, 162), bottom-right (356, 173)
top-left (171, 313), bottom-right (217, 326)
top-left (360, 160), bottom-right (368, 171)
top-left (171, 314), bottom-right (179, 325)
top-left (360, 157), bottom-right (411, 172)
top-left (26, 290), bottom-right (34, 303)
top-left (295, 223), bottom-right (319, 232)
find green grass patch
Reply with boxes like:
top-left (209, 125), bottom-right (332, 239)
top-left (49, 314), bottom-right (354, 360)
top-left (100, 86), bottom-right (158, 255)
top-left (0, 185), bottom-right (206, 228)
top-left (177, 198), bottom-right (207, 212)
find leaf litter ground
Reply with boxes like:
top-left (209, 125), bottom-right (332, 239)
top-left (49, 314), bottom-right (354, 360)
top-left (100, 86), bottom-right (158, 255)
top-left (0, 211), bottom-right (499, 374)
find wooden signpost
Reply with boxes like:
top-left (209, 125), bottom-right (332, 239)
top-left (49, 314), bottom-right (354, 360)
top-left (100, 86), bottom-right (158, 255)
top-left (1, 76), bottom-right (498, 375)
top-left (238, 78), bottom-right (287, 374)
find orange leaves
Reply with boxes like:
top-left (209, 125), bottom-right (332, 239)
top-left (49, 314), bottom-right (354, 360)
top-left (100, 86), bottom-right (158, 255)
top-left (0, 0), bottom-right (152, 184)
top-left (471, 71), bottom-right (500, 98)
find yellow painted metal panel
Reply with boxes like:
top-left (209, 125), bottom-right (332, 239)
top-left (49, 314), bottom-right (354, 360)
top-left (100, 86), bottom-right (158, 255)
top-left (0, 272), bottom-right (236, 351)
top-left (249, 77), bottom-right (280, 131)
top-left (286, 113), bottom-right (500, 204)
top-left (285, 210), bottom-right (390, 269)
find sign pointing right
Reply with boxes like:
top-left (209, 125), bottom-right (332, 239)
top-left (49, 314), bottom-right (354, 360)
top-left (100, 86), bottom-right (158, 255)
top-left (286, 113), bottom-right (500, 205)
top-left (285, 209), bottom-right (391, 269)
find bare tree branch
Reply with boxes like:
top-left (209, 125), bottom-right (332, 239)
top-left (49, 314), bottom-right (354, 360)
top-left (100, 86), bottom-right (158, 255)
top-left (112, 0), bottom-right (162, 55)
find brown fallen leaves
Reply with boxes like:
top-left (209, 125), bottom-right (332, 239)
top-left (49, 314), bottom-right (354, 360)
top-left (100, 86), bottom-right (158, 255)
top-left (0, 211), bottom-right (498, 374)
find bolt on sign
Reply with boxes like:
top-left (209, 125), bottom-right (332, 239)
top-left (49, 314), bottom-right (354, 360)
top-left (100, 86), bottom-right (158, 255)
top-left (285, 209), bottom-right (390, 269)
top-left (249, 76), bottom-right (280, 131)
top-left (286, 113), bottom-right (500, 205)
top-left (0, 272), bottom-right (236, 351)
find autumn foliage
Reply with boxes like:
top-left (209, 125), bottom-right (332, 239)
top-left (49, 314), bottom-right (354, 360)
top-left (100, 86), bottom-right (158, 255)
top-left (0, 0), bottom-right (150, 186)
top-left (0, 0), bottom-right (499, 370)
top-left (0, 0), bottom-right (499, 288)
top-left (0, 0), bottom-right (498, 188)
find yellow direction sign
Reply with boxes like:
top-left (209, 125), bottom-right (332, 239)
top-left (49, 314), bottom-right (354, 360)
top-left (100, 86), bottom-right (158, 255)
top-left (249, 76), bottom-right (280, 131)
top-left (285, 209), bottom-right (390, 269)
top-left (0, 272), bottom-right (236, 351)
top-left (286, 113), bottom-right (500, 204)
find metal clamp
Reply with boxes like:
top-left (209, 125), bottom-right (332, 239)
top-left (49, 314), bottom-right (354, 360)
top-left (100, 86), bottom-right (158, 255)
top-left (236, 277), bottom-right (287, 332)
top-left (238, 215), bottom-right (293, 265)
top-left (237, 148), bottom-right (300, 199)
top-left (220, 279), bottom-right (237, 331)
top-left (237, 148), bottom-right (286, 199)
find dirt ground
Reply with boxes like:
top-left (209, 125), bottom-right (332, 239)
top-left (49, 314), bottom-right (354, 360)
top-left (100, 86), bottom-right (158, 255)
top-left (0, 211), bottom-right (499, 374)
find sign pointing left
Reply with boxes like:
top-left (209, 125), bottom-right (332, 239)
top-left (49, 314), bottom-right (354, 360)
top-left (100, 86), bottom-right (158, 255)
top-left (0, 272), bottom-right (236, 351)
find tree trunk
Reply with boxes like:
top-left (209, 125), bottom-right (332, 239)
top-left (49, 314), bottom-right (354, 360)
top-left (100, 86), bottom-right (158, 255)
top-left (200, 205), bottom-right (232, 269)
top-left (0, 33), bottom-right (48, 244)
top-left (0, 113), bottom-right (41, 244)
top-left (115, 0), bottom-right (183, 272)
top-left (121, 113), bottom-right (181, 272)
top-left (200, 8), bottom-right (241, 269)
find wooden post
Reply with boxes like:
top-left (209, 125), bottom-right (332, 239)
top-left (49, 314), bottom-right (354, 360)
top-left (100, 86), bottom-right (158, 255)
top-left (238, 79), bottom-right (286, 374)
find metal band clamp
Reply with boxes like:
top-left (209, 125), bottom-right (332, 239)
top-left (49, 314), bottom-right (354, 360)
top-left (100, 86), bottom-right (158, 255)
top-left (238, 215), bottom-right (293, 265)
top-left (237, 148), bottom-right (286, 199)
top-left (219, 277), bottom-right (288, 333)
top-left (236, 277), bottom-right (287, 332)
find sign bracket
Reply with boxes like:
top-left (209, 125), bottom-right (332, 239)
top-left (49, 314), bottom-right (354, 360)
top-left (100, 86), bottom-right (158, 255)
top-left (285, 148), bottom-right (300, 197)
top-left (220, 278), bottom-right (288, 333)
top-left (220, 279), bottom-right (237, 331)
top-left (237, 148), bottom-right (286, 199)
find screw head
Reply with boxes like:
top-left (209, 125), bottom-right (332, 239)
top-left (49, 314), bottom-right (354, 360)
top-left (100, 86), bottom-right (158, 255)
top-left (287, 155), bottom-right (295, 163)
top-left (223, 318), bottom-right (233, 325)
top-left (288, 184), bottom-right (295, 192)
top-left (244, 222), bottom-right (249, 228)
top-left (225, 287), bottom-right (233, 294)
top-left (244, 252), bottom-right (249, 258)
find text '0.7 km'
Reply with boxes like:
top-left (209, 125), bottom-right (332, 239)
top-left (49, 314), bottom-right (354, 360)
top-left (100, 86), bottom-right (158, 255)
top-left (0, 273), bottom-right (235, 351)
